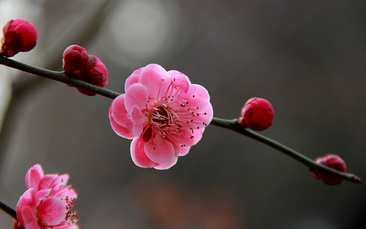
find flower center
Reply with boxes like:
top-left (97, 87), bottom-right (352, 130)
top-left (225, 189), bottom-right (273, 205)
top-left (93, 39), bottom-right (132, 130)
top-left (141, 102), bottom-right (181, 142)
top-left (152, 106), bottom-right (169, 124)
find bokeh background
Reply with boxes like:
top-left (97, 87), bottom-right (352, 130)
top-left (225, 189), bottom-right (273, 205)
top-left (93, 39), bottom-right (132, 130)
top-left (0, 0), bottom-right (365, 228)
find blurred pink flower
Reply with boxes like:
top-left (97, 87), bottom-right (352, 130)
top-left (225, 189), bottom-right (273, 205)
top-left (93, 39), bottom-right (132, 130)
top-left (14, 164), bottom-right (79, 229)
top-left (109, 64), bottom-right (213, 169)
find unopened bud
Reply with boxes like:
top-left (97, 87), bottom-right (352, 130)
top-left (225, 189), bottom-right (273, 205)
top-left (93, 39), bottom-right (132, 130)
top-left (62, 44), bottom-right (88, 73)
top-left (239, 97), bottom-right (274, 131)
top-left (313, 154), bottom-right (347, 185)
top-left (66, 54), bottom-right (108, 96)
top-left (84, 55), bottom-right (107, 85)
top-left (13, 220), bottom-right (23, 229)
top-left (1, 19), bottom-right (38, 57)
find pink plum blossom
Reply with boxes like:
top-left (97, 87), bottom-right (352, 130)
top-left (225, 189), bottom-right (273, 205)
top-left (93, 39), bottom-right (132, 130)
top-left (14, 164), bottom-right (79, 229)
top-left (109, 64), bottom-right (213, 169)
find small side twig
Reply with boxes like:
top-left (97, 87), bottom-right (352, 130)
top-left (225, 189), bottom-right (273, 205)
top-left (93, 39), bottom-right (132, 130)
top-left (210, 117), bottom-right (361, 184)
top-left (0, 201), bottom-right (17, 220)
top-left (0, 56), bottom-right (120, 99)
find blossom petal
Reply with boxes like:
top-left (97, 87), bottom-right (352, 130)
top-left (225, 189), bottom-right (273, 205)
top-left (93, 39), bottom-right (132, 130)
top-left (38, 197), bottom-right (66, 226)
top-left (26, 164), bottom-right (44, 190)
top-left (124, 68), bottom-right (142, 92)
top-left (191, 128), bottom-right (205, 145)
top-left (184, 84), bottom-right (211, 111)
top-left (49, 174), bottom-right (69, 189)
top-left (196, 102), bottom-right (214, 126)
top-left (19, 188), bottom-right (36, 207)
top-left (126, 106), bottom-right (145, 136)
top-left (110, 94), bottom-right (129, 127)
top-left (190, 84), bottom-right (210, 101)
top-left (145, 134), bottom-right (175, 164)
top-left (173, 129), bottom-right (204, 150)
top-left (110, 114), bottom-right (134, 139)
top-left (130, 137), bottom-right (158, 168)
top-left (65, 225), bottom-right (79, 229)
top-left (51, 187), bottom-right (77, 199)
top-left (178, 146), bottom-right (191, 157)
top-left (34, 189), bottom-right (51, 206)
top-left (139, 64), bottom-right (170, 99)
top-left (168, 70), bottom-right (191, 93)
top-left (170, 130), bottom-right (194, 147)
top-left (166, 129), bottom-right (202, 157)
top-left (154, 143), bottom-right (180, 170)
top-left (125, 83), bottom-right (148, 111)
top-left (21, 206), bottom-right (39, 229)
top-left (16, 189), bottom-right (36, 226)
top-left (38, 174), bottom-right (57, 190)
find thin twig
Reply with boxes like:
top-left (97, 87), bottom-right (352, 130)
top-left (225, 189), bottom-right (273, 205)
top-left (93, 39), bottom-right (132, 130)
top-left (0, 56), bottom-right (120, 99)
top-left (210, 117), bottom-right (361, 184)
top-left (0, 201), bottom-right (17, 220)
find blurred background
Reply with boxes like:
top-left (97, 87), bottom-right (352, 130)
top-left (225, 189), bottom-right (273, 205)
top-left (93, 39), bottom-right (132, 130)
top-left (0, 0), bottom-right (365, 228)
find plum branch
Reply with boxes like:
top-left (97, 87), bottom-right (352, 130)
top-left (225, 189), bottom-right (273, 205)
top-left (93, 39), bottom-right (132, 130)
top-left (0, 55), bottom-right (361, 184)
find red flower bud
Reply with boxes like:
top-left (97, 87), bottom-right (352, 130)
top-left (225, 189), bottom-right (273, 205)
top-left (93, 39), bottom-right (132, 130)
top-left (313, 154), bottom-right (347, 185)
top-left (87, 55), bottom-right (108, 84)
top-left (13, 220), bottom-right (23, 229)
top-left (62, 44), bottom-right (88, 73)
top-left (62, 44), bottom-right (108, 96)
top-left (1, 19), bottom-right (38, 57)
top-left (77, 55), bottom-right (108, 96)
top-left (239, 97), bottom-right (274, 131)
top-left (86, 56), bottom-right (107, 86)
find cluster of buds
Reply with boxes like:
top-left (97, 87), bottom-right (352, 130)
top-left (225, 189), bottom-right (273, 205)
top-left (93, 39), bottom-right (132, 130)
top-left (62, 44), bottom-right (108, 96)
top-left (239, 97), bottom-right (274, 131)
top-left (0, 18), bottom-right (38, 57)
top-left (313, 154), bottom-right (347, 185)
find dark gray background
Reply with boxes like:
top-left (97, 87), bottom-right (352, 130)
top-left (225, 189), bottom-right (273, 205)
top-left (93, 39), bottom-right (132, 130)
top-left (0, 0), bottom-right (365, 228)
